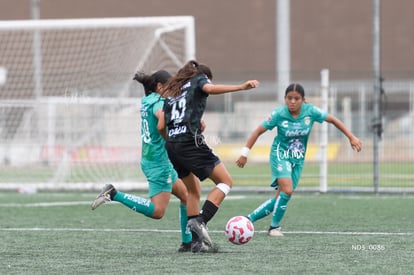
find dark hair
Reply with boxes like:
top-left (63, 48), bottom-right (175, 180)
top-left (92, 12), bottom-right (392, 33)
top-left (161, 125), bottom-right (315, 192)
top-left (133, 72), bottom-right (155, 96)
top-left (198, 64), bottom-right (213, 80)
top-left (285, 83), bottom-right (305, 98)
top-left (153, 70), bottom-right (172, 85)
top-left (133, 70), bottom-right (172, 96)
top-left (162, 60), bottom-right (212, 98)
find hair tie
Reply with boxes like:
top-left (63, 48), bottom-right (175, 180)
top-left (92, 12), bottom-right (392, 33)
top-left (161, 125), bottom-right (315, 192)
top-left (191, 60), bottom-right (199, 68)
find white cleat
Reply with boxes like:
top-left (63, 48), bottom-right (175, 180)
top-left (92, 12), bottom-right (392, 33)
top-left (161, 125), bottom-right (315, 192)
top-left (268, 226), bottom-right (284, 237)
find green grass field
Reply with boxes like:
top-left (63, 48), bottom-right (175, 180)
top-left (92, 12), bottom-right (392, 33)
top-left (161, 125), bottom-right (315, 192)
top-left (1, 191), bottom-right (413, 274)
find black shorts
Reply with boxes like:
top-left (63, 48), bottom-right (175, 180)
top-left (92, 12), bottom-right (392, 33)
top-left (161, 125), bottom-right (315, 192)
top-left (165, 140), bottom-right (221, 181)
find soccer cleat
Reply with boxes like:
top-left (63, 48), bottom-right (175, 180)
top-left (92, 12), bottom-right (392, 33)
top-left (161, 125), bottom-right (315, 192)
top-left (91, 184), bottom-right (117, 210)
top-left (190, 240), bottom-right (219, 253)
top-left (190, 240), bottom-right (209, 253)
top-left (177, 242), bottom-right (192, 252)
top-left (268, 226), bottom-right (284, 237)
top-left (187, 218), bottom-right (213, 247)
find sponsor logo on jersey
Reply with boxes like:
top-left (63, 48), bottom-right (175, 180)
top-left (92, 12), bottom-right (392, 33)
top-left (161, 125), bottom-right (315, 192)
top-left (285, 128), bottom-right (310, 137)
top-left (168, 125), bottom-right (187, 137)
top-left (275, 141), bottom-right (305, 160)
top-left (182, 81), bottom-right (191, 90)
top-left (304, 116), bottom-right (310, 125)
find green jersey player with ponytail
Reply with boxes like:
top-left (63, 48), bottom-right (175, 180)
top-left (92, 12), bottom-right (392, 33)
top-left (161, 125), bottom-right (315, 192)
top-left (236, 83), bottom-right (362, 236)
top-left (91, 70), bottom-right (193, 252)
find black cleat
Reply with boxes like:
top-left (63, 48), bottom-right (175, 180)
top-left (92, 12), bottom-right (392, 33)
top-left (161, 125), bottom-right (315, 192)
top-left (178, 242), bottom-right (192, 252)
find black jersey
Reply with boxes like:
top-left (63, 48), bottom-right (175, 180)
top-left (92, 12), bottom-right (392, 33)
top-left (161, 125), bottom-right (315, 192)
top-left (164, 74), bottom-right (210, 142)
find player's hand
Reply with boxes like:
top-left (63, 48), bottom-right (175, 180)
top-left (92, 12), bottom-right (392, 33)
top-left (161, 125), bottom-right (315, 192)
top-left (242, 80), bottom-right (259, 90)
top-left (350, 137), bottom-right (362, 152)
top-left (236, 156), bottom-right (247, 168)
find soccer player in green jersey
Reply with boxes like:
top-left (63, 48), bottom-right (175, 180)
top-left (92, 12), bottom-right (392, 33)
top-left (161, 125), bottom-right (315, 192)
top-left (236, 83), bottom-right (362, 236)
top-left (91, 70), bottom-right (193, 252)
top-left (161, 60), bottom-right (259, 252)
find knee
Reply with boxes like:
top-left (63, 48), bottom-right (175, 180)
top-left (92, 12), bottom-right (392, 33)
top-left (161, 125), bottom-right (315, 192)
top-left (279, 188), bottom-right (293, 197)
top-left (226, 181), bottom-right (233, 189)
top-left (216, 183), bottom-right (231, 196)
top-left (177, 190), bottom-right (189, 205)
top-left (224, 176), bottom-right (233, 189)
top-left (280, 191), bottom-right (292, 199)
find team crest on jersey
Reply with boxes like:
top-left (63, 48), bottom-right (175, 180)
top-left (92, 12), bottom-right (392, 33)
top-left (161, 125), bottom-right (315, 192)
top-left (304, 116), bottom-right (310, 125)
top-left (267, 111), bottom-right (276, 121)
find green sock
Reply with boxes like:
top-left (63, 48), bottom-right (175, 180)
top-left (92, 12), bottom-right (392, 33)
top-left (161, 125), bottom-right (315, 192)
top-left (270, 191), bottom-right (291, 228)
top-left (248, 197), bottom-right (276, 222)
top-left (113, 191), bottom-right (155, 218)
top-left (179, 204), bottom-right (192, 244)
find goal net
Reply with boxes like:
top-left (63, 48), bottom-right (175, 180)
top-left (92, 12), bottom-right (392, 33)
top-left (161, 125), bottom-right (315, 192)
top-left (0, 16), bottom-right (195, 191)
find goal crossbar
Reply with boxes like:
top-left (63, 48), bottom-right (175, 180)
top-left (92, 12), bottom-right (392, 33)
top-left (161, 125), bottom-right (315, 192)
top-left (0, 16), bottom-right (195, 30)
top-left (0, 16), bottom-right (195, 190)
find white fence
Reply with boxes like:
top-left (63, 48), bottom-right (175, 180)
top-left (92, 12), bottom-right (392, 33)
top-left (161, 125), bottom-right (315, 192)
top-left (0, 79), bottom-right (413, 193)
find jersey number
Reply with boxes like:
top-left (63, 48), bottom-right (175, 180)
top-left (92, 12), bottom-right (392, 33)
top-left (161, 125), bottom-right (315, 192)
top-left (171, 97), bottom-right (186, 123)
top-left (141, 119), bottom-right (151, 143)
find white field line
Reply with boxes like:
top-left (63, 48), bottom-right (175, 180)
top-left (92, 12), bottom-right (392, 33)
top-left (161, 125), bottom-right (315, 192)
top-left (1, 197), bottom-right (412, 236)
top-left (0, 227), bottom-right (412, 236)
top-left (0, 201), bottom-right (92, 207)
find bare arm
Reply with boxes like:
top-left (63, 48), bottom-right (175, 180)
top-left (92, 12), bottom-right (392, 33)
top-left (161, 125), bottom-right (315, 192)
top-left (156, 109), bottom-right (167, 140)
top-left (202, 80), bottom-right (259, 95)
top-left (236, 125), bottom-right (268, 168)
top-left (326, 114), bottom-right (362, 152)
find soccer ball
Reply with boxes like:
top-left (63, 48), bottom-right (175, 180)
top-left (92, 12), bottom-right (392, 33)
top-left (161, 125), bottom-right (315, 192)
top-left (225, 216), bottom-right (254, 245)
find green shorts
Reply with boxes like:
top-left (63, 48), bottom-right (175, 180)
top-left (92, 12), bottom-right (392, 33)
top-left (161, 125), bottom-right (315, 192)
top-left (140, 160), bottom-right (178, 198)
top-left (269, 158), bottom-right (304, 191)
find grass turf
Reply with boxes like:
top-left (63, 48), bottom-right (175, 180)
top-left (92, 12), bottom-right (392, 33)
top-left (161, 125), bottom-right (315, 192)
top-left (0, 192), bottom-right (413, 274)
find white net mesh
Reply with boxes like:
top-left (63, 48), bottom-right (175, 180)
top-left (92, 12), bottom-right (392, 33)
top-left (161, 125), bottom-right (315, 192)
top-left (0, 17), bottom-right (195, 190)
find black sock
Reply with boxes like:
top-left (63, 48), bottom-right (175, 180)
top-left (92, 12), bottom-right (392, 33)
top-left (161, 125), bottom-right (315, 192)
top-left (188, 215), bottom-right (198, 220)
top-left (199, 200), bottom-right (218, 224)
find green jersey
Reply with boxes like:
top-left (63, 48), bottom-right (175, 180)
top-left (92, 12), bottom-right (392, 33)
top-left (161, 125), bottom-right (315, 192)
top-left (263, 103), bottom-right (328, 165)
top-left (140, 93), bottom-right (169, 163)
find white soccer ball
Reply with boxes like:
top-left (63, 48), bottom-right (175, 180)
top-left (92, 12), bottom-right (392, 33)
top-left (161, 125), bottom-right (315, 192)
top-left (225, 216), bottom-right (254, 245)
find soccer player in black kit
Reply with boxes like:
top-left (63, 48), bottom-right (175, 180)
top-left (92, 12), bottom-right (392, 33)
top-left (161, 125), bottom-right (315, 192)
top-left (160, 60), bottom-right (259, 252)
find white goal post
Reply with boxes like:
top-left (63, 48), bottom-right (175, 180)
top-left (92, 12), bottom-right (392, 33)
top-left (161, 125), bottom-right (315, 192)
top-left (0, 16), bottom-right (195, 191)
